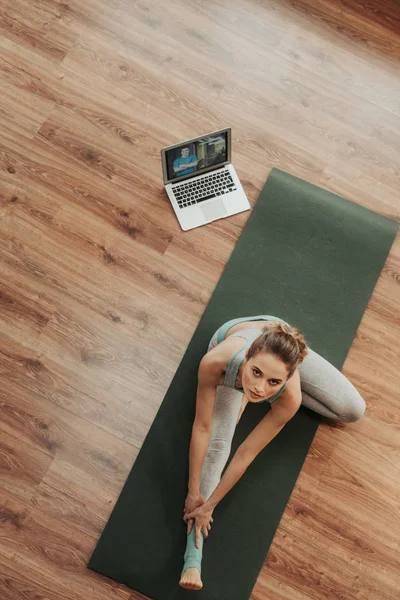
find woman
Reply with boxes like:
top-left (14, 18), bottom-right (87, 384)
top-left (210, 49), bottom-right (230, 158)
top-left (179, 315), bottom-right (366, 591)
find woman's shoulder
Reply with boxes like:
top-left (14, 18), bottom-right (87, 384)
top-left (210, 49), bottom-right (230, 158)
top-left (199, 337), bottom-right (245, 385)
top-left (207, 335), bottom-right (246, 361)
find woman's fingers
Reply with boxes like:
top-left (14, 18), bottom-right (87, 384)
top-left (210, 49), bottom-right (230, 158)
top-left (196, 527), bottom-right (201, 549)
top-left (187, 519), bottom-right (193, 535)
top-left (193, 525), bottom-right (213, 547)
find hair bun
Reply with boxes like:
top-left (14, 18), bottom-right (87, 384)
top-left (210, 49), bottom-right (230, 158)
top-left (261, 321), bottom-right (308, 366)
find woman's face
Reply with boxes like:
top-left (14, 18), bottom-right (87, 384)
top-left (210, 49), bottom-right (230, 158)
top-left (241, 351), bottom-right (290, 402)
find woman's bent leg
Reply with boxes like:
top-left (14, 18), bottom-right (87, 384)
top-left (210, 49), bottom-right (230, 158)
top-left (182, 386), bottom-right (243, 575)
top-left (298, 348), bottom-right (366, 422)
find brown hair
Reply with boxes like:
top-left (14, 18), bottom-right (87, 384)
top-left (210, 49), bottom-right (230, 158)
top-left (247, 322), bottom-right (308, 378)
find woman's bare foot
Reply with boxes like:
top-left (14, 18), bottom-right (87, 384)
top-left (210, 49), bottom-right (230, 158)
top-left (179, 567), bottom-right (203, 590)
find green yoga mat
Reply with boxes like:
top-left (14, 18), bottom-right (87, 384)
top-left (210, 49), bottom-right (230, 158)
top-left (88, 169), bottom-right (398, 599)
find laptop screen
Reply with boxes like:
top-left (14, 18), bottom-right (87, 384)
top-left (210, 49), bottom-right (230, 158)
top-left (164, 130), bottom-right (229, 183)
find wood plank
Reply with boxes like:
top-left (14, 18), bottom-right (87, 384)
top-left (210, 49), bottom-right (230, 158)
top-left (277, 0), bottom-right (400, 60)
top-left (0, 428), bottom-right (54, 501)
top-left (0, 79), bottom-right (55, 139)
top-left (0, 0), bottom-right (78, 62)
top-left (0, 488), bottom-right (132, 600)
top-left (0, 381), bottom-right (139, 533)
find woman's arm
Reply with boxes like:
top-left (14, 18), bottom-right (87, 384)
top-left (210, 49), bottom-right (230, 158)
top-left (204, 391), bottom-right (302, 511)
top-left (185, 403), bottom-right (296, 547)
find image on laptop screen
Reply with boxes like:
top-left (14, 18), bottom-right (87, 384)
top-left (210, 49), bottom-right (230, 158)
top-left (165, 131), bottom-right (228, 181)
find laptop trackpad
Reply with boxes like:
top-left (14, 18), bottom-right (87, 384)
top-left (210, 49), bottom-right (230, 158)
top-left (201, 200), bottom-right (227, 222)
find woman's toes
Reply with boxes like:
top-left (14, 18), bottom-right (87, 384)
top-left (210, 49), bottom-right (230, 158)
top-left (179, 568), bottom-right (203, 590)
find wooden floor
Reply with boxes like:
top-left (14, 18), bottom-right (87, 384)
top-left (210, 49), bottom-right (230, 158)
top-left (1, 0), bottom-right (399, 598)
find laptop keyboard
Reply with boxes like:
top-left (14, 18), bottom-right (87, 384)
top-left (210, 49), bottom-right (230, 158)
top-left (173, 169), bottom-right (237, 209)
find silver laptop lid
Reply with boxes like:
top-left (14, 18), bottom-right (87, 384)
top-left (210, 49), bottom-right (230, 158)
top-left (161, 128), bottom-right (231, 185)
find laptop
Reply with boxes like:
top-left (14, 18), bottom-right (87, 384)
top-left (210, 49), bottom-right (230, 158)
top-left (161, 128), bottom-right (250, 231)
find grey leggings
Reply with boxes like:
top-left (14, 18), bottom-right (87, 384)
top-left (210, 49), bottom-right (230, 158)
top-left (182, 339), bottom-right (366, 576)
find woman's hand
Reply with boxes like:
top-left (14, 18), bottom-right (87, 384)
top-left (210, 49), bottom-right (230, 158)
top-left (183, 491), bottom-right (205, 522)
top-left (185, 504), bottom-right (214, 549)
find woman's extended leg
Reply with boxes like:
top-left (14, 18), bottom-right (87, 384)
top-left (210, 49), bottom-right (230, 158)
top-left (181, 385), bottom-right (243, 584)
top-left (298, 347), bottom-right (366, 422)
